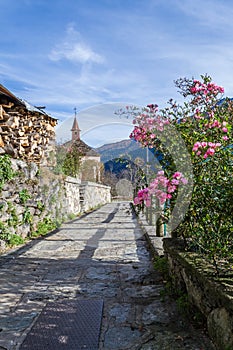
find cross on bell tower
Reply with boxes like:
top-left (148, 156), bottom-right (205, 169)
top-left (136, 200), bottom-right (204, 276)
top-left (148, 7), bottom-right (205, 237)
top-left (71, 107), bottom-right (81, 141)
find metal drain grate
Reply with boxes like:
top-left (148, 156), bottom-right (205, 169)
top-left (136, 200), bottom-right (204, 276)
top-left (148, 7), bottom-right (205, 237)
top-left (19, 299), bottom-right (104, 350)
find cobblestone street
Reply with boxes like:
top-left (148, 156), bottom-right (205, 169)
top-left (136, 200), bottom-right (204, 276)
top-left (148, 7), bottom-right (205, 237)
top-left (0, 202), bottom-right (216, 349)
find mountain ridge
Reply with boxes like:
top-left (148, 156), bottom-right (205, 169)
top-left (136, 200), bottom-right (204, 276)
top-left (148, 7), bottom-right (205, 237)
top-left (95, 138), bottom-right (157, 165)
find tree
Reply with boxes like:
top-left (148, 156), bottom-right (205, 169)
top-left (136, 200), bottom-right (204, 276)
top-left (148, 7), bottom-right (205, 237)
top-left (61, 145), bottom-right (81, 177)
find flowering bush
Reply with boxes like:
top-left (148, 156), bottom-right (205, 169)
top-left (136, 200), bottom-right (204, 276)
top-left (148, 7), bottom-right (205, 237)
top-left (127, 75), bottom-right (233, 270)
top-left (134, 171), bottom-right (188, 207)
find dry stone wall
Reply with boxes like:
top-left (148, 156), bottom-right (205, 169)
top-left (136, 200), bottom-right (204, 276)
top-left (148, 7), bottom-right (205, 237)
top-left (163, 238), bottom-right (233, 350)
top-left (0, 159), bottom-right (111, 251)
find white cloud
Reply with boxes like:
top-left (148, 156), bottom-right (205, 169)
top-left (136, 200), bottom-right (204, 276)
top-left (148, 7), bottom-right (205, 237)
top-left (49, 23), bottom-right (104, 64)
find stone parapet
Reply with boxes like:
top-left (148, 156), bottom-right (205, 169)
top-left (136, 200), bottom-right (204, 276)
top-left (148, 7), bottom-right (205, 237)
top-left (163, 238), bottom-right (233, 350)
top-left (80, 181), bottom-right (111, 212)
top-left (64, 176), bottom-right (81, 215)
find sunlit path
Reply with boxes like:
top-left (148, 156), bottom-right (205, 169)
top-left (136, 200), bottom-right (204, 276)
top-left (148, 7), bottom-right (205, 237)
top-left (0, 202), bottom-right (215, 350)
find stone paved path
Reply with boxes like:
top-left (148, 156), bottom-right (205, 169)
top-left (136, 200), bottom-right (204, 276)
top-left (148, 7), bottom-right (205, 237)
top-left (0, 202), bottom-right (216, 350)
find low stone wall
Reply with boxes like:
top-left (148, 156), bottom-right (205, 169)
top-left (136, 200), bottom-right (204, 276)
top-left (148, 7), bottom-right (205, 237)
top-left (0, 159), bottom-right (111, 249)
top-left (80, 181), bottom-right (111, 212)
top-left (63, 176), bottom-right (81, 215)
top-left (163, 238), bottom-right (233, 350)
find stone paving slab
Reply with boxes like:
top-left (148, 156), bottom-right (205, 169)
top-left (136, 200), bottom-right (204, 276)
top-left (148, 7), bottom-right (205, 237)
top-left (0, 202), bottom-right (216, 350)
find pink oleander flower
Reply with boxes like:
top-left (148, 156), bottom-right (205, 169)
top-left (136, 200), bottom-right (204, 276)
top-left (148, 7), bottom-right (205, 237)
top-left (222, 127), bottom-right (228, 133)
top-left (134, 197), bottom-right (141, 205)
top-left (190, 87), bottom-right (197, 94)
top-left (180, 177), bottom-right (188, 185)
top-left (207, 147), bottom-right (215, 156)
top-left (215, 142), bottom-right (221, 148)
top-left (210, 120), bottom-right (221, 128)
top-left (159, 192), bottom-right (168, 205)
top-left (172, 172), bottom-right (183, 179)
top-left (171, 179), bottom-right (179, 185)
top-left (167, 184), bottom-right (177, 193)
top-left (222, 135), bottom-right (229, 141)
top-left (192, 142), bottom-right (201, 152)
top-left (218, 86), bottom-right (224, 93)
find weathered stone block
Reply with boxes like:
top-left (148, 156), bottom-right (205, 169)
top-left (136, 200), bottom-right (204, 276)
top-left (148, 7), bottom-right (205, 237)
top-left (17, 224), bottom-right (31, 238)
top-left (0, 240), bottom-right (6, 251)
top-left (207, 307), bottom-right (233, 350)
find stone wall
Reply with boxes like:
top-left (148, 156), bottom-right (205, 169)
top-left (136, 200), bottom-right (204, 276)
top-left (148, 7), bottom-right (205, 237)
top-left (63, 176), bottom-right (81, 215)
top-left (80, 181), bottom-right (111, 212)
top-left (0, 159), bottom-right (111, 249)
top-left (163, 238), bottom-right (233, 350)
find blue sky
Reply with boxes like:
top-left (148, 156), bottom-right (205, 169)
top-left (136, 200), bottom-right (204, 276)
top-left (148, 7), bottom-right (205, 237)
top-left (1, 0), bottom-right (233, 146)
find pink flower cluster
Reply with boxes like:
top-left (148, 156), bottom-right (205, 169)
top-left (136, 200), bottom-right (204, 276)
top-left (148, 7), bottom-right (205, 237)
top-left (134, 171), bottom-right (188, 207)
top-left (190, 80), bottom-right (224, 96)
top-left (206, 119), bottom-right (228, 132)
top-left (134, 188), bottom-right (151, 207)
top-left (192, 113), bottom-right (229, 143)
top-left (192, 141), bottom-right (222, 159)
top-left (189, 80), bottom-right (225, 105)
top-left (130, 110), bottom-right (170, 147)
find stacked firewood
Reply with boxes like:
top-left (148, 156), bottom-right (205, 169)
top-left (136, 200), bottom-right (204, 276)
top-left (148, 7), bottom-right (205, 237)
top-left (0, 86), bottom-right (57, 166)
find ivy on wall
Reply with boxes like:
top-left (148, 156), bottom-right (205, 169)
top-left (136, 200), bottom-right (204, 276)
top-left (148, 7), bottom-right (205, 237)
top-left (0, 155), bottom-right (15, 191)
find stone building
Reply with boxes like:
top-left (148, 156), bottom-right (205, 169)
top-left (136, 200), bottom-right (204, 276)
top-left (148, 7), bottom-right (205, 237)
top-left (63, 112), bottom-right (102, 182)
top-left (0, 84), bottom-right (57, 166)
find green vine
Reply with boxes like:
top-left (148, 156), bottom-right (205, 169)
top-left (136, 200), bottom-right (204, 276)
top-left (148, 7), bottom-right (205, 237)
top-left (7, 202), bottom-right (19, 228)
top-left (37, 201), bottom-right (45, 212)
top-left (22, 207), bottom-right (32, 224)
top-left (19, 189), bottom-right (31, 204)
top-left (0, 155), bottom-right (15, 191)
top-left (0, 221), bottom-right (11, 241)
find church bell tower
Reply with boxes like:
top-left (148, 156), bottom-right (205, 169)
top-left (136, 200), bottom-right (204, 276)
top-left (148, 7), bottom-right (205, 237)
top-left (71, 107), bottom-right (81, 141)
